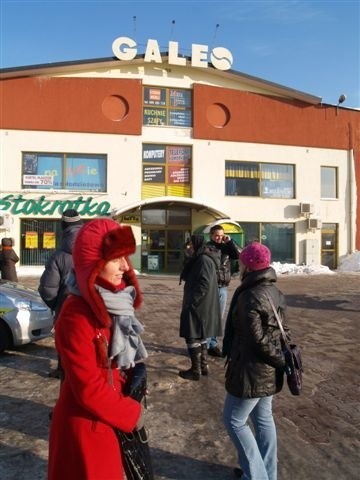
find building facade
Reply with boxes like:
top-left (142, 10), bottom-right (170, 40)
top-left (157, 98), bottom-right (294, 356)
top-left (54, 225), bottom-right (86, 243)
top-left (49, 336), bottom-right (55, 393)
top-left (1, 47), bottom-right (359, 273)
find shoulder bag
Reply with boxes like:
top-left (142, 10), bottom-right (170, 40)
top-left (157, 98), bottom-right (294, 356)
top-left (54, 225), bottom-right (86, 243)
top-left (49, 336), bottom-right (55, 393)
top-left (115, 362), bottom-right (155, 480)
top-left (266, 292), bottom-right (303, 396)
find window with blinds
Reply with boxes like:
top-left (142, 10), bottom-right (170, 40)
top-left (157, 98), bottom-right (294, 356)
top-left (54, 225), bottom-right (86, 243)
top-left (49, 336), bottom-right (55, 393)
top-left (225, 161), bottom-right (294, 198)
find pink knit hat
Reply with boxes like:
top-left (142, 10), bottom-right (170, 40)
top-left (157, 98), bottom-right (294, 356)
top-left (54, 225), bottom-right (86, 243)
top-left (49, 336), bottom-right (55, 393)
top-left (239, 242), bottom-right (271, 271)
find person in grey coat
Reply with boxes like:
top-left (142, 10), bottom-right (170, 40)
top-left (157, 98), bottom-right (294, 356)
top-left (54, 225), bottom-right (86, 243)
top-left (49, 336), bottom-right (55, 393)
top-left (38, 209), bottom-right (83, 378)
top-left (179, 235), bottom-right (222, 381)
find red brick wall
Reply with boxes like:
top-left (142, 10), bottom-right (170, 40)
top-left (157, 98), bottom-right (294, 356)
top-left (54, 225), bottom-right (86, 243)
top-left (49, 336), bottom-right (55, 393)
top-left (1, 77), bottom-right (143, 135)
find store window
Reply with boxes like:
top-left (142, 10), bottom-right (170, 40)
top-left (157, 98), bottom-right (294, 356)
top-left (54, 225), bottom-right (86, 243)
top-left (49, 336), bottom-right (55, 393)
top-left (321, 166), bottom-right (337, 199)
top-left (22, 153), bottom-right (107, 191)
top-left (20, 218), bottom-right (62, 266)
top-left (143, 87), bottom-right (192, 127)
top-left (225, 161), bottom-right (294, 198)
top-left (142, 144), bottom-right (192, 198)
top-left (240, 221), bottom-right (294, 263)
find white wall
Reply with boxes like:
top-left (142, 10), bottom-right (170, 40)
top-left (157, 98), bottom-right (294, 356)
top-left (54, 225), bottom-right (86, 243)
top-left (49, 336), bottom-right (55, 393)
top-left (0, 127), bottom-right (351, 266)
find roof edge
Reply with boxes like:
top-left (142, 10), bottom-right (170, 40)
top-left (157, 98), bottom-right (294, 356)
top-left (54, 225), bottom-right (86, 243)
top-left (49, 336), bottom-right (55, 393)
top-left (0, 53), bottom-right (322, 105)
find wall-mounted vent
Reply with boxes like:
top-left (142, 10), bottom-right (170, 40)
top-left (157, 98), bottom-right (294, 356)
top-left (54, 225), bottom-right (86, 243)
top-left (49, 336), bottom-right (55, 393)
top-left (300, 203), bottom-right (314, 215)
top-left (308, 218), bottom-right (322, 230)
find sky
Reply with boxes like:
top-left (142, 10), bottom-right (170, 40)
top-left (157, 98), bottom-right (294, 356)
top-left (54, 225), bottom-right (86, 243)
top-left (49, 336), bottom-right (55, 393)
top-left (0, 0), bottom-right (359, 109)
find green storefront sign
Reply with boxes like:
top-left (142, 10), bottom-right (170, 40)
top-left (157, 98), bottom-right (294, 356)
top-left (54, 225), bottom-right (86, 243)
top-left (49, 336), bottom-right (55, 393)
top-left (0, 194), bottom-right (111, 216)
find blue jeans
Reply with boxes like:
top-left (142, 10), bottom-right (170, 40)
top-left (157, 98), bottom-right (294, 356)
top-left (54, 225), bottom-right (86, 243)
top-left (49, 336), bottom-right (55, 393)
top-left (223, 393), bottom-right (277, 480)
top-left (207, 286), bottom-right (227, 349)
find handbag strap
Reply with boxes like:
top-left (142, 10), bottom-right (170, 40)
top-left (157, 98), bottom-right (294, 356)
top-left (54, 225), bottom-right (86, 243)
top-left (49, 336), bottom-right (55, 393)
top-left (265, 291), bottom-right (290, 350)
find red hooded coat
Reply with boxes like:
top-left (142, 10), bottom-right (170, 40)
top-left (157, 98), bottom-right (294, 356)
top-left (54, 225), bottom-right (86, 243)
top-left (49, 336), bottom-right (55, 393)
top-left (48, 219), bottom-right (142, 480)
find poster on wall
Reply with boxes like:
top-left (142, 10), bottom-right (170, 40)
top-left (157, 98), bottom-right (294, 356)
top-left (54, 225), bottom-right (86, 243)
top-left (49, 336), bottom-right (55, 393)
top-left (168, 166), bottom-right (190, 184)
top-left (143, 165), bottom-right (165, 183)
top-left (23, 153), bottom-right (38, 174)
top-left (147, 255), bottom-right (160, 271)
top-left (143, 107), bottom-right (167, 126)
top-left (143, 145), bottom-right (166, 163)
top-left (43, 232), bottom-right (56, 249)
top-left (168, 146), bottom-right (191, 164)
top-left (25, 231), bottom-right (38, 249)
top-left (169, 109), bottom-right (192, 127)
top-left (169, 89), bottom-right (191, 107)
top-left (143, 87), bottom-right (166, 106)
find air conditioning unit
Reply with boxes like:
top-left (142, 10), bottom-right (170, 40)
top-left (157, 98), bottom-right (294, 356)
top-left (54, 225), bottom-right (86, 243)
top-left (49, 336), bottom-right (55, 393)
top-left (300, 203), bottom-right (314, 215)
top-left (308, 218), bottom-right (322, 230)
top-left (0, 213), bottom-right (12, 230)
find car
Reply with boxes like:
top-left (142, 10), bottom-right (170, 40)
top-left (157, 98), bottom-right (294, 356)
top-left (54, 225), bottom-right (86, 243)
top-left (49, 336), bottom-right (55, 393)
top-left (0, 279), bottom-right (54, 353)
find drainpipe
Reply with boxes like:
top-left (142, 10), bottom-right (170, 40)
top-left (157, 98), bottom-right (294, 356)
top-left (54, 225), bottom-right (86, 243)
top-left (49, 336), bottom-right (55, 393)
top-left (348, 148), bottom-right (356, 254)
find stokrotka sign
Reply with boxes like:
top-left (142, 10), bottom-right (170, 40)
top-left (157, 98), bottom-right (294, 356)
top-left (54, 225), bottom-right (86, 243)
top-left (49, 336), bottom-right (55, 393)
top-left (0, 195), bottom-right (111, 217)
top-left (112, 37), bottom-right (233, 71)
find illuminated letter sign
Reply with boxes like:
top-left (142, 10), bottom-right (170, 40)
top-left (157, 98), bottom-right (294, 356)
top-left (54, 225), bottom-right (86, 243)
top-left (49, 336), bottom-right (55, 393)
top-left (112, 36), bottom-right (233, 71)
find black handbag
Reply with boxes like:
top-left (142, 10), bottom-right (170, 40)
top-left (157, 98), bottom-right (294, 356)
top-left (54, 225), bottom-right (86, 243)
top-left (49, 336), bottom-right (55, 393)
top-left (266, 292), bottom-right (303, 396)
top-left (116, 363), bottom-right (154, 480)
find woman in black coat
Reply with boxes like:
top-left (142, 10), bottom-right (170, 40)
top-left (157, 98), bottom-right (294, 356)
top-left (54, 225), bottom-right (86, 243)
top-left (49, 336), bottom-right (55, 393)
top-left (179, 235), bottom-right (222, 381)
top-left (0, 238), bottom-right (19, 282)
top-left (222, 242), bottom-right (290, 480)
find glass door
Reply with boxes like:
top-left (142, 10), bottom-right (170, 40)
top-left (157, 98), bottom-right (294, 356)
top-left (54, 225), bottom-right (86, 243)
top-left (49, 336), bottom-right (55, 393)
top-left (141, 228), bottom-right (190, 274)
top-left (140, 206), bottom-right (192, 274)
top-left (321, 223), bottom-right (337, 269)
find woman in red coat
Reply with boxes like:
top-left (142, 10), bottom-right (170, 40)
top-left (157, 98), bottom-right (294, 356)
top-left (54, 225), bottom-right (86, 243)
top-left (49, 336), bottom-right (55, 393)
top-left (48, 218), bottom-right (145, 480)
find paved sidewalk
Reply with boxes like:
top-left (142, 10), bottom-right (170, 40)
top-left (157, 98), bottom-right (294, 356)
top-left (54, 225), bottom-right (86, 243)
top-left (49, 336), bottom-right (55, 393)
top-left (0, 272), bottom-right (359, 479)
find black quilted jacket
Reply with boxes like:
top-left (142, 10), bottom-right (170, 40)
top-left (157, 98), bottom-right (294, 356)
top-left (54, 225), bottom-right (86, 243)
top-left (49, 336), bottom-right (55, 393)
top-left (223, 267), bottom-right (289, 398)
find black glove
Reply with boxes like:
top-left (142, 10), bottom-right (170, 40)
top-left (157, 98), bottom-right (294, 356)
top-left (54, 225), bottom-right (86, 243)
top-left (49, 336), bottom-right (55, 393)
top-left (129, 362), bottom-right (147, 403)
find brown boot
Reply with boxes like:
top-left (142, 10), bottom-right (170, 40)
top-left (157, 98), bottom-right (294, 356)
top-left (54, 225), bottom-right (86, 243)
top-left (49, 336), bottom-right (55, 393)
top-left (179, 346), bottom-right (201, 381)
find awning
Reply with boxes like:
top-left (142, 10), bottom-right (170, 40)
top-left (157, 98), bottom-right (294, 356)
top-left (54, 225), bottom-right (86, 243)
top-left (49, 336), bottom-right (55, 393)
top-left (112, 196), bottom-right (229, 221)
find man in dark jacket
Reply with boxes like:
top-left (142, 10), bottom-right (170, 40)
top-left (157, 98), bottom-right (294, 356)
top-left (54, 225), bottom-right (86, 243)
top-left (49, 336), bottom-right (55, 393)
top-left (38, 209), bottom-right (83, 378)
top-left (206, 225), bottom-right (241, 357)
top-left (179, 235), bottom-right (222, 381)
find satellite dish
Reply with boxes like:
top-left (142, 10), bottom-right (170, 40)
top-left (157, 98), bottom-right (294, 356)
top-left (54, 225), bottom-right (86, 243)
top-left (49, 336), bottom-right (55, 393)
top-left (338, 94), bottom-right (346, 104)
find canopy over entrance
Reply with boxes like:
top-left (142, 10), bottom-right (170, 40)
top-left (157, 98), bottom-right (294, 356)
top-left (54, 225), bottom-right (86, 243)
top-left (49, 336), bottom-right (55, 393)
top-left (112, 196), bottom-right (229, 222)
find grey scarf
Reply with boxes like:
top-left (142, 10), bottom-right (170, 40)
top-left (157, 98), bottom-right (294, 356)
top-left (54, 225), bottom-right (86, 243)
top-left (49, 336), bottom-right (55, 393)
top-left (95, 284), bottom-right (148, 370)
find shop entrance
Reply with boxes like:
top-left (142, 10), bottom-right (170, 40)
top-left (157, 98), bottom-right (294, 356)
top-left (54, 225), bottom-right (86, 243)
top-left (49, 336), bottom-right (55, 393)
top-left (321, 223), bottom-right (337, 269)
top-left (141, 228), bottom-right (191, 273)
top-left (140, 206), bottom-right (192, 274)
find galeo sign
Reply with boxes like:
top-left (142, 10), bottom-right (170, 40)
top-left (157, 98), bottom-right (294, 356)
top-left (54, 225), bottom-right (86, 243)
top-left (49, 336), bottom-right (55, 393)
top-left (0, 195), bottom-right (111, 217)
top-left (112, 37), bottom-right (233, 71)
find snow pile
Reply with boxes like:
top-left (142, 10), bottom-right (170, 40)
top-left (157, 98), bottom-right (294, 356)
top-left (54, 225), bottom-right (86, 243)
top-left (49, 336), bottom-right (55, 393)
top-left (337, 250), bottom-right (360, 272)
top-left (272, 250), bottom-right (360, 275)
top-left (272, 262), bottom-right (335, 275)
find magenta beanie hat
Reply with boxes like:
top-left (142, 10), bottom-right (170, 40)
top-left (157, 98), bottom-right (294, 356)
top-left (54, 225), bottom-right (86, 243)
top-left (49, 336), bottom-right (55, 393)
top-left (239, 242), bottom-right (271, 271)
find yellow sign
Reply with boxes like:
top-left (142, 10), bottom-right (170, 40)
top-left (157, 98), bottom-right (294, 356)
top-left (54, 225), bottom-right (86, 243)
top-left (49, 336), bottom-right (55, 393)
top-left (25, 231), bottom-right (38, 249)
top-left (43, 232), bottom-right (56, 249)
top-left (122, 214), bottom-right (140, 223)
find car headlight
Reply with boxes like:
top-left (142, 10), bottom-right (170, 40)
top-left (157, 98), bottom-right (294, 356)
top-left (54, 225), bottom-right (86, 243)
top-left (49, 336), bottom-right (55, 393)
top-left (14, 299), bottom-right (49, 312)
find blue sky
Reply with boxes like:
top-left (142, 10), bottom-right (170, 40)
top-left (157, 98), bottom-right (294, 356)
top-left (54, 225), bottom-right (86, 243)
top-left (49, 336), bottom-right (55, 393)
top-left (1, 0), bottom-right (359, 108)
